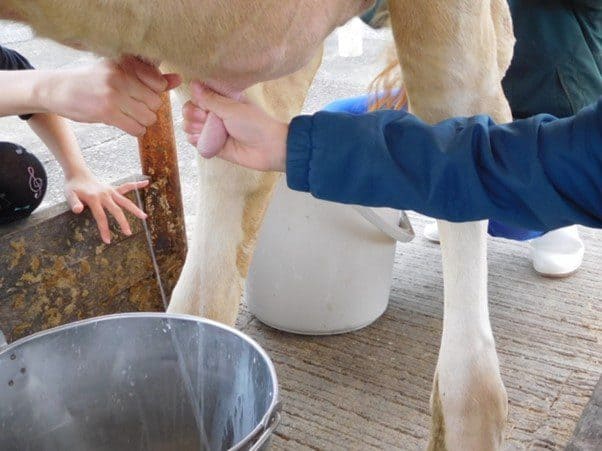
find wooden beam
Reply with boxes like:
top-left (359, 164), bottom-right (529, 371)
top-left (137, 91), bottom-right (187, 269)
top-left (0, 93), bottom-right (187, 342)
top-left (0, 182), bottom-right (166, 342)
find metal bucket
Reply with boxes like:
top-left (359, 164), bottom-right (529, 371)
top-left (0, 313), bottom-right (280, 451)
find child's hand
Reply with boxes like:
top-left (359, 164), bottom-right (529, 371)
top-left (64, 173), bottom-right (149, 244)
top-left (37, 57), bottom-right (181, 136)
top-left (183, 81), bottom-right (288, 172)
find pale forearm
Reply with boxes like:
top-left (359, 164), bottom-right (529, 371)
top-left (27, 113), bottom-right (90, 179)
top-left (0, 70), bottom-right (56, 117)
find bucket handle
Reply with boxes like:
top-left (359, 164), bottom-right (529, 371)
top-left (0, 324), bottom-right (7, 351)
top-left (353, 206), bottom-right (415, 243)
top-left (248, 410), bottom-right (281, 451)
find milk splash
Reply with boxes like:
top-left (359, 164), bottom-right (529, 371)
top-left (133, 180), bottom-right (211, 450)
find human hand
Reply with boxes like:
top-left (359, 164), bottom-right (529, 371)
top-left (64, 172), bottom-right (149, 244)
top-left (183, 81), bottom-right (288, 172)
top-left (37, 57), bottom-right (181, 136)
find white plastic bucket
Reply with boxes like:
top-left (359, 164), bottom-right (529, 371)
top-left (246, 180), bottom-right (414, 335)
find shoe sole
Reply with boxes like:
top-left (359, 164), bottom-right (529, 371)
top-left (535, 268), bottom-right (579, 279)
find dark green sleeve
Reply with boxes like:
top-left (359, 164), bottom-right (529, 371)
top-left (568, 0), bottom-right (602, 10)
top-left (360, 0), bottom-right (388, 28)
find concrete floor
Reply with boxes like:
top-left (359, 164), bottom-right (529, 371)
top-left (1, 20), bottom-right (600, 450)
top-left (241, 213), bottom-right (601, 450)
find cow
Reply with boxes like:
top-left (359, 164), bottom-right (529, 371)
top-left (1, 1), bottom-right (515, 448)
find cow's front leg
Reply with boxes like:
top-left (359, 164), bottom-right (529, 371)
top-left (387, 0), bottom-right (515, 448)
top-left (429, 221), bottom-right (507, 450)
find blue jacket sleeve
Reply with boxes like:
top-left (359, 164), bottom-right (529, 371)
top-left (286, 98), bottom-right (602, 232)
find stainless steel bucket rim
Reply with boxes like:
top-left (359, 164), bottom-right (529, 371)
top-left (0, 312), bottom-right (281, 451)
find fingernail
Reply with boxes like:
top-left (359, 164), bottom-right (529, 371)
top-left (125, 229), bottom-right (132, 236)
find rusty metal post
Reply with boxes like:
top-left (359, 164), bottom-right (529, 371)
top-left (137, 92), bottom-right (187, 296)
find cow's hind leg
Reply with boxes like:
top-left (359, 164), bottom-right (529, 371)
top-left (168, 161), bottom-right (279, 324)
top-left (387, 0), bottom-right (514, 449)
top-left (168, 51), bottom-right (323, 325)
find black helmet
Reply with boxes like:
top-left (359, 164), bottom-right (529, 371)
top-left (0, 142), bottom-right (46, 224)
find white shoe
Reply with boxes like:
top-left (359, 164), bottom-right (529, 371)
top-left (530, 226), bottom-right (584, 278)
top-left (423, 221), bottom-right (440, 243)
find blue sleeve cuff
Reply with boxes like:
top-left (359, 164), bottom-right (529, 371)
top-left (286, 115), bottom-right (313, 192)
